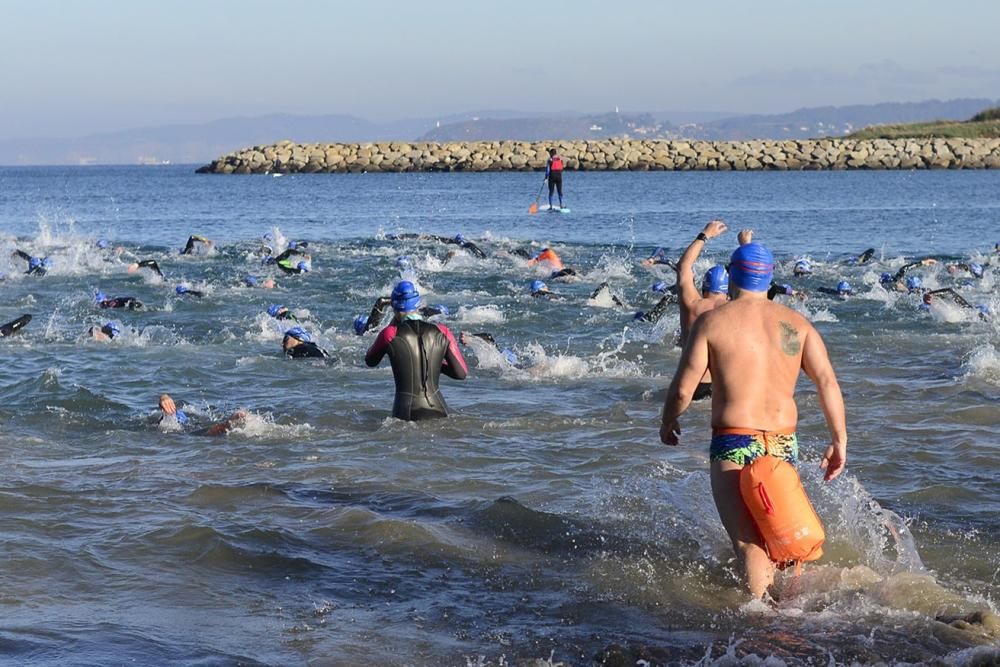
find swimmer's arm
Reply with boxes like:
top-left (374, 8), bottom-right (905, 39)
top-left (364, 325), bottom-right (395, 366)
top-left (13, 250), bottom-right (32, 262)
top-left (366, 297), bottom-right (390, 332)
top-left (677, 220), bottom-right (725, 308)
top-left (660, 318), bottom-right (710, 445)
top-left (801, 326), bottom-right (847, 481)
top-left (438, 325), bottom-right (468, 380)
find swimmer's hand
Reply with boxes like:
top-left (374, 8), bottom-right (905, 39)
top-left (159, 393), bottom-right (177, 416)
top-left (738, 229), bottom-right (753, 245)
top-left (660, 419), bottom-right (681, 446)
top-left (703, 220), bottom-right (727, 239)
top-left (820, 441), bottom-right (846, 481)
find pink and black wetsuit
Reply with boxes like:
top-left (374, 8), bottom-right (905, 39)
top-left (364, 317), bottom-right (468, 421)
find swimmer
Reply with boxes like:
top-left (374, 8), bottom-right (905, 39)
top-left (879, 258), bottom-right (938, 291)
top-left (459, 331), bottom-right (519, 366)
top-left (921, 288), bottom-right (991, 322)
top-left (243, 275), bottom-right (276, 288)
top-left (364, 280), bottom-right (468, 421)
top-left (88, 322), bottom-right (121, 341)
top-left (273, 246), bottom-right (311, 274)
top-left (95, 291), bottom-right (143, 310)
top-left (127, 259), bottom-right (164, 279)
top-left (528, 247), bottom-right (577, 280)
top-left (175, 285), bottom-right (205, 298)
top-left (816, 280), bottom-right (853, 297)
top-left (660, 240), bottom-right (847, 599)
top-left (13, 250), bottom-right (51, 276)
top-left (180, 235), bottom-right (213, 255)
top-left (448, 233), bottom-right (487, 259)
top-left (1, 314), bottom-right (31, 337)
top-left (767, 282), bottom-right (801, 301)
top-left (848, 247), bottom-right (876, 265)
top-left (676, 220), bottom-right (731, 400)
top-left (792, 258), bottom-right (813, 276)
top-left (353, 296), bottom-right (449, 336)
top-left (640, 247), bottom-right (677, 269)
top-left (157, 393), bottom-right (249, 437)
top-left (945, 261), bottom-right (987, 279)
top-left (282, 327), bottom-right (330, 359)
top-left (267, 304), bottom-right (298, 322)
top-left (529, 279), bottom-right (561, 299)
top-left (633, 282), bottom-right (678, 323)
top-left (589, 282), bottom-right (627, 308)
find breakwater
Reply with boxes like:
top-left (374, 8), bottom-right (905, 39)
top-left (196, 138), bottom-right (1000, 173)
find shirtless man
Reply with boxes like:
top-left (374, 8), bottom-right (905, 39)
top-left (675, 220), bottom-right (735, 400)
top-left (659, 241), bottom-right (847, 599)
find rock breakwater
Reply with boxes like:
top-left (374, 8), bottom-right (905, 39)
top-left (196, 138), bottom-right (1000, 173)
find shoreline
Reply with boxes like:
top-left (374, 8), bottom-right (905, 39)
top-left (196, 138), bottom-right (1000, 173)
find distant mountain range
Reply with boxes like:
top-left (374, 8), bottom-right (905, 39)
top-left (1, 98), bottom-right (996, 166)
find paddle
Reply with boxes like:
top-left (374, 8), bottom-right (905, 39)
top-left (527, 179), bottom-right (546, 215)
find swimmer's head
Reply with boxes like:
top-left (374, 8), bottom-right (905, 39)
top-left (701, 265), bottom-right (729, 294)
top-left (922, 292), bottom-right (933, 305)
top-left (267, 304), bottom-right (284, 318)
top-left (287, 240), bottom-right (298, 250)
top-left (296, 261), bottom-right (310, 273)
top-left (794, 258), bottom-right (812, 274)
top-left (283, 326), bottom-right (311, 343)
top-left (94, 291), bottom-right (107, 303)
top-left (454, 233), bottom-right (465, 244)
top-left (262, 278), bottom-right (275, 289)
top-left (651, 280), bottom-right (668, 293)
top-left (837, 280), bottom-right (852, 295)
top-left (101, 322), bottom-right (120, 339)
top-left (175, 285), bottom-right (189, 294)
top-left (243, 275), bottom-right (259, 287)
top-left (353, 315), bottom-right (368, 336)
top-left (432, 304), bottom-right (449, 316)
top-left (127, 263), bottom-right (139, 274)
top-left (633, 311), bottom-right (646, 321)
top-left (28, 257), bottom-right (43, 271)
top-left (879, 272), bottom-right (893, 285)
top-left (977, 304), bottom-right (991, 316)
top-left (391, 280), bottom-right (420, 312)
top-left (530, 279), bottom-right (547, 294)
top-left (905, 276), bottom-right (922, 291)
top-left (729, 243), bottom-right (774, 292)
top-left (969, 262), bottom-right (984, 278)
top-left (96, 239), bottom-right (109, 249)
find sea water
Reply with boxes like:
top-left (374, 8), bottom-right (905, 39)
top-left (0, 166), bottom-right (998, 665)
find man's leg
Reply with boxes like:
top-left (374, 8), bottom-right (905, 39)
top-left (710, 460), bottom-right (774, 598)
top-left (556, 179), bottom-right (563, 208)
top-left (548, 179), bottom-right (555, 208)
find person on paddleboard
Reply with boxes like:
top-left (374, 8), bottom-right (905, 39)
top-left (544, 148), bottom-right (564, 211)
top-left (660, 241), bottom-right (847, 600)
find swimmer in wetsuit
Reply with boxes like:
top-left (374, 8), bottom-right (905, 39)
top-left (175, 285), bottom-right (205, 298)
top-left (459, 331), bottom-right (519, 366)
top-left (242, 275), bottom-right (276, 288)
top-left (634, 281), bottom-right (679, 323)
top-left (157, 393), bottom-right (249, 436)
top-left (640, 248), bottom-right (678, 270)
top-left (589, 282), bottom-right (627, 308)
top-left (878, 258), bottom-right (938, 291)
top-left (920, 288), bottom-right (991, 322)
top-left (353, 296), bottom-right (450, 335)
top-left (88, 321), bottom-right (121, 341)
top-left (364, 280), bottom-right (468, 421)
top-left (128, 259), bottom-right (164, 279)
top-left (180, 235), bottom-right (213, 255)
top-left (282, 327), bottom-right (330, 359)
top-left (267, 304), bottom-right (298, 322)
top-left (448, 234), bottom-right (487, 259)
top-left (13, 250), bottom-right (51, 276)
top-left (95, 291), bottom-right (143, 310)
top-left (528, 247), bottom-right (577, 280)
top-left (529, 279), bottom-right (562, 299)
top-left (1, 314), bottom-right (31, 337)
top-left (816, 280), bottom-right (854, 297)
top-left (273, 246), bottom-right (311, 274)
top-left (848, 247), bottom-right (876, 265)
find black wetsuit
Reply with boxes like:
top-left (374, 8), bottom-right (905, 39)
top-left (365, 317), bottom-right (468, 421)
top-left (855, 248), bottom-right (875, 264)
top-left (99, 297), bottom-right (143, 310)
top-left (546, 156), bottom-right (564, 199)
top-left (590, 282), bottom-right (627, 308)
top-left (637, 294), bottom-right (677, 323)
top-left (182, 236), bottom-right (211, 255)
top-left (285, 341), bottom-right (330, 359)
top-left (135, 259), bottom-right (164, 278)
top-left (274, 248), bottom-right (309, 274)
top-left (1, 314), bottom-right (31, 337)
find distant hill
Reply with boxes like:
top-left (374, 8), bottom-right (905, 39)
top-left (844, 106), bottom-right (1000, 140)
top-left (1, 99), bottom-right (997, 166)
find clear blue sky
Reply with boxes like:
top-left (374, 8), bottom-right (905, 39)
top-left (2, 0), bottom-right (998, 140)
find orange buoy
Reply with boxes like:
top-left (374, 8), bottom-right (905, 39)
top-left (740, 454), bottom-right (825, 568)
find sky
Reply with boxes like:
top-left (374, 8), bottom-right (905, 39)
top-left (2, 0), bottom-right (999, 140)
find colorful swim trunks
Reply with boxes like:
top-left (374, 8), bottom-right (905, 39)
top-left (709, 428), bottom-right (798, 466)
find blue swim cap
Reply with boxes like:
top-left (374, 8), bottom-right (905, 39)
top-left (296, 261), bottom-right (309, 272)
top-left (502, 348), bottom-right (518, 366)
top-left (970, 262), bottom-right (984, 278)
top-left (28, 257), bottom-right (42, 270)
top-left (263, 232), bottom-right (273, 241)
top-left (174, 409), bottom-right (189, 425)
top-left (287, 240), bottom-right (298, 250)
top-left (729, 243), bottom-right (774, 292)
top-left (391, 280), bottom-right (420, 312)
top-left (905, 276), bottom-right (922, 291)
top-left (95, 291), bottom-right (107, 303)
top-left (837, 280), bottom-right (852, 293)
top-left (633, 311), bottom-right (646, 321)
top-left (454, 233), bottom-right (465, 243)
top-left (96, 239), bottom-right (109, 249)
top-left (353, 315), bottom-right (368, 335)
top-left (175, 285), bottom-right (188, 294)
top-left (794, 258), bottom-right (812, 273)
top-left (267, 304), bottom-right (283, 317)
top-left (244, 275), bottom-right (259, 287)
top-left (102, 322), bottom-right (120, 339)
top-left (433, 304), bottom-right (450, 316)
top-left (702, 265), bottom-right (729, 294)
top-left (977, 304), bottom-right (991, 315)
top-left (530, 279), bottom-right (546, 293)
top-left (652, 280), bottom-right (668, 293)
top-left (284, 326), bottom-right (311, 342)
top-left (880, 272), bottom-right (893, 285)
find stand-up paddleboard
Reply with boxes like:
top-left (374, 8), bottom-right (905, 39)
top-left (0, 313), bottom-right (31, 337)
top-left (539, 205), bottom-right (571, 213)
